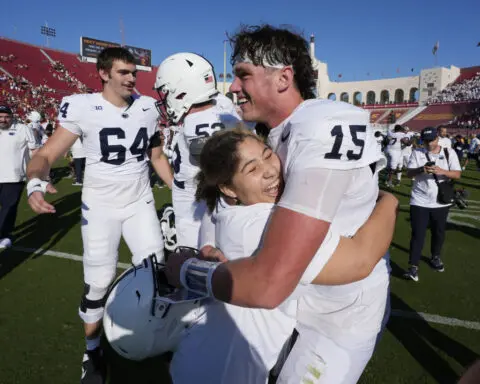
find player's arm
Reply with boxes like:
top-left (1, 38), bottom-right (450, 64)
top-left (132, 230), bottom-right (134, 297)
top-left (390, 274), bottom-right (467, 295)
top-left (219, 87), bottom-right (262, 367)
top-left (148, 132), bottom-right (173, 189)
top-left (27, 126), bottom-right (78, 180)
top-left (169, 166), bottom-right (369, 308)
top-left (210, 189), bottom-right (398, 307)
top-left (27, 126), bottom-right (79, 213)
top-left (310, 190), bottom-right (398, 285)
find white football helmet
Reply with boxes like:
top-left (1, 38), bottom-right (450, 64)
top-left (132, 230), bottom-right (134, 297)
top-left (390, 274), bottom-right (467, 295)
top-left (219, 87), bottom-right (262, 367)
top-left (154, 52), bottom-right (219, 124)
top-left (103, 254), bottom-right (205, 361)
top-left (159, 203), bottom-right (177, 252)
top-left (27, 110), bottom-right (41, 123)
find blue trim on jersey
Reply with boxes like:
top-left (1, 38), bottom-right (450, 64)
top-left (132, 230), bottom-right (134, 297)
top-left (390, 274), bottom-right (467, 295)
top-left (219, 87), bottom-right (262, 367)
top-left (174, 178), bottom-right (185, 189)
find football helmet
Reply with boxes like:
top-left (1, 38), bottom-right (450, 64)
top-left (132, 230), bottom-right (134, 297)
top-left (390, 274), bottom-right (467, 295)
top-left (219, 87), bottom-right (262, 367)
top-left (27, 110), bottom-right (41, 123)
top-left (159, 203), bottom-right (177, 252)
top-left (103, 253), bottom-right (206, 361)
top-left (154, 53), bottom-right (218, 124)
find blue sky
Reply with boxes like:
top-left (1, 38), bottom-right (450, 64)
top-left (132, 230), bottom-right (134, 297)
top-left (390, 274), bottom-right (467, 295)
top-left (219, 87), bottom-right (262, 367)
top-left (1, 0), bottom-right (478, 82)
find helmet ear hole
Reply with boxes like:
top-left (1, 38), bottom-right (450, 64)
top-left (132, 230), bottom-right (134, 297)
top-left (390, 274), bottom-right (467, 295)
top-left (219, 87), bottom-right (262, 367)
top-left (159, 204), bottom-right (177, 252)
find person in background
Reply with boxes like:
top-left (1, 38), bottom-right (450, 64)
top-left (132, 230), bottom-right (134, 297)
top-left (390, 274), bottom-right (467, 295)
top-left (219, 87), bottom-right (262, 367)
top-left (437, 126), bottom-right (452, 149)
top-left (70, 137), bottom-right (85, 186)
top-left (0, 104), bottom-right (39, 249)
top-left (403, 127), bottom-right (461, 282)
top-left (452, 135), bottom-right (468, 170)
top-left (467, 133), bottom-right (480, 171)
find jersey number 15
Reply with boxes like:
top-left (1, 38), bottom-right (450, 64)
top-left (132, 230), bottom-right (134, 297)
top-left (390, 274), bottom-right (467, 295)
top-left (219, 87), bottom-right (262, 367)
top-left (324, 125), bottom-right (366, 160)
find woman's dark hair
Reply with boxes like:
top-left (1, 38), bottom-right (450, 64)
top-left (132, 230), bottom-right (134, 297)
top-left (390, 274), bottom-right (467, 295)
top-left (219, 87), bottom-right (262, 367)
top-left (96, 47), bottom-right (136, 84)
top-left (230, 24), bottom-right (316, 100)
top-left (196, 129), bottom-right (263, 212)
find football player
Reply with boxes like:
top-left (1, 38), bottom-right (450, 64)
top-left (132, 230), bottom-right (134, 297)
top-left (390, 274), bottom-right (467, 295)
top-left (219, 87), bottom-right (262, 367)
top-left (166, 25), bottom-right (393, 383)
top-left (385, 124), bottom-right (406, 187)
top-left (154, 53), bottom-right (243, 248)
top-left (168, 129), bottom-right (396, 384)
top-left (26, 110), bottom-right (45, 148)
top-left (399, 126), bottom-right (415, 183)
top-left (26, 47), bottom-right (173, 384)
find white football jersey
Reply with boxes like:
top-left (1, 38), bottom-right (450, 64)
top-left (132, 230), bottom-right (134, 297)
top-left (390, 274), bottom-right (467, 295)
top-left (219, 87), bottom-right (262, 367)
top-left (173, 101), bottom-right (242, 186)
top-left (401, 131), bottom-right (415, 156)
top-left (58, 93), bottom-right (160, 206)
top-left (268, 99), bottom-right (389, 296)
top-left (28, 121), bottom-right (45, 146)
top-left (386, 131), bottom-right (406, 152)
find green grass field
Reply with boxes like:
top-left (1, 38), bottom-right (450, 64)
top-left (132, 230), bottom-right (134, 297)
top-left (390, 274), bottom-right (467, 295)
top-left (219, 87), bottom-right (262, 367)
top-left (1, 163), bottom-right (479, 384)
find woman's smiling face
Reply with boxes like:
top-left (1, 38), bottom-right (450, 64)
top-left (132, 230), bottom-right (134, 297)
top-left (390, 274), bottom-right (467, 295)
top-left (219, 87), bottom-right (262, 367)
top-left (220, 137), bottom-right (283, 205)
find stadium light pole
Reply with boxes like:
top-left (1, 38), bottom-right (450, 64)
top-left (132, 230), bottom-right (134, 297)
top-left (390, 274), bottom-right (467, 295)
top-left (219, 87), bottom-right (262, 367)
top-left (223, 39), bottom-right (228, 95)
top-left (40, 22), bottom-right (56, 47)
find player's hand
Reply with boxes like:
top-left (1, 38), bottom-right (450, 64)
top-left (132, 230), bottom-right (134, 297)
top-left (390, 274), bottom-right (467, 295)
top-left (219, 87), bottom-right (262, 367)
top-left (165, 249), bottom-right (197, 288)
top-left (28, 184), bottom-right (57, 214)
top-left (200, 245), bottom-right (228, 262)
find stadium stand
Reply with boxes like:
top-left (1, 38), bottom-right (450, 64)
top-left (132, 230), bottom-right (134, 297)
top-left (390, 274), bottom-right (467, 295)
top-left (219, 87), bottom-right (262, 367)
top-left (0, 37), bottom-right (158, 118)
top-left (427, 67), bottom-right (480, 104)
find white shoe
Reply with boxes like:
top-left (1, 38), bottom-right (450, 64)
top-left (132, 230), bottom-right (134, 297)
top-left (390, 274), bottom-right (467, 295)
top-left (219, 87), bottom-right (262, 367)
top-left (0, 238), bottom-right (12, 249)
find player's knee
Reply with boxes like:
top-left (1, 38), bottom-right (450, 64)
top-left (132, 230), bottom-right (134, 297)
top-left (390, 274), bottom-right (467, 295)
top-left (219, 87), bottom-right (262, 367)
top-left (78, 282), bottom-right (109, 324)
top-left (131, 248), bottom-right (164, 266)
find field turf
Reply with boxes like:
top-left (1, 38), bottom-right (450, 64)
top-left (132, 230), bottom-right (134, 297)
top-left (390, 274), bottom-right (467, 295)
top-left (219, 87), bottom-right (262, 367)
top-left (1, 162), bottom-right (479, 383)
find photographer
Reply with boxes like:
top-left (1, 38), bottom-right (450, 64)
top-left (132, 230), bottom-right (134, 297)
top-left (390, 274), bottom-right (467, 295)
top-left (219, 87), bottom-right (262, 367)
top-left (404, 127), bottom-right (461, 282)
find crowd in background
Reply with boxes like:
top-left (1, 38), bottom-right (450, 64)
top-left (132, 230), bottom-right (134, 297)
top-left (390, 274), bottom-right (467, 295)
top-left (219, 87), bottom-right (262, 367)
top-left (428, 72), bottom-right (480, 104)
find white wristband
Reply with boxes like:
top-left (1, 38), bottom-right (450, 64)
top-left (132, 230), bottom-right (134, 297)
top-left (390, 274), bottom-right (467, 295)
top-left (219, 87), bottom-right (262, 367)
top-left (179, 257), bottom-right (220, 297)
top-left (27, 178), bottom-right (48, 197)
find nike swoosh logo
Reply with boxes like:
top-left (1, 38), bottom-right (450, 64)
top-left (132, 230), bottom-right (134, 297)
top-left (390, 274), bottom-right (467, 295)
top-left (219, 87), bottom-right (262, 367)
top-left (33, 184), bottom-right (41, 188)
top-left (142, 108), bottom-right (150, 112)
top-left (146, 200), bottom-right (153, 204)
top-left (281, 130), bottom-right (290, 142)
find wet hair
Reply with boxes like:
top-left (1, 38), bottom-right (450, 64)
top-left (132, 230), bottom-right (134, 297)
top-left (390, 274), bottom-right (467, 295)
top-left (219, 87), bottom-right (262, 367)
top-left (96, 47), bottom-right (135, 84)
top-left (196, 129), bottom-right (264, 212)
top-left (230, 24), bottom-right (316, 100)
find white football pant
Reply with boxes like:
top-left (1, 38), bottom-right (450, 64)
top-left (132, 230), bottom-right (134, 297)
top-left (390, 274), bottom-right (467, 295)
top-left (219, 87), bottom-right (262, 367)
top-left (387, 150), bottom-right (402, 170)
top-left (172, 183), bottom-right (207, 249)
top-left (277, 279), bottom-right (390, 384)
top-left (79, 194), bottom-right (164, 324)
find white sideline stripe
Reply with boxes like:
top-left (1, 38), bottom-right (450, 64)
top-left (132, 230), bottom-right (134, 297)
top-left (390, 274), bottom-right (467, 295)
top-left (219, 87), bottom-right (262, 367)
top-left (12, 246), bottom-right (130, 270)
top-left (391, 310), bottom-right (480, 331)
top-left (10, 246), bottom-right (480, 331)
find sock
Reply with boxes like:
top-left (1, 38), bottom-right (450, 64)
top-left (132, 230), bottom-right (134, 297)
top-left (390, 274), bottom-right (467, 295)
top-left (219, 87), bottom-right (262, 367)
top-left (86, 336), bottom-right (101, 351)
top-left (396, 172), bottom-right (402, 182)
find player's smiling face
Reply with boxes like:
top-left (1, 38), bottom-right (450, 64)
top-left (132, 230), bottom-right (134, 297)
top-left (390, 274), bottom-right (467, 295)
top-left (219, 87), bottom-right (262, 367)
top-left (221, 137), bottom-right (283, 205)
top-left (230, 63), bottom-right (277, 124)
top-left (101, 60), bottom-right (137, 99)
